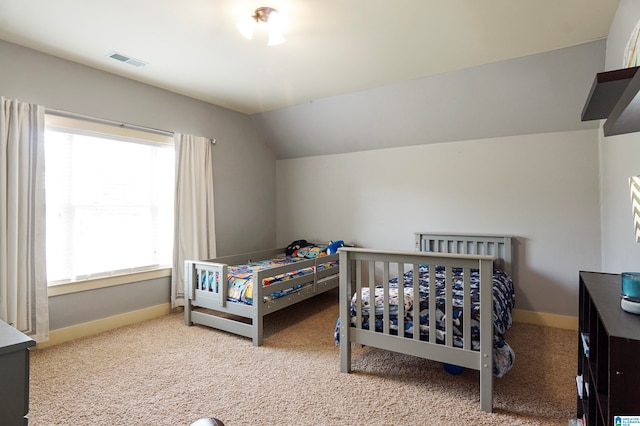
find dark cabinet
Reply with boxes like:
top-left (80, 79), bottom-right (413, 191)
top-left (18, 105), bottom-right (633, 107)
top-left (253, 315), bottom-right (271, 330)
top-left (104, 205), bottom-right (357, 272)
top-left (0, 320), bottom-right (36, 426)
top-left (578, 271), bottom-right (640, 425)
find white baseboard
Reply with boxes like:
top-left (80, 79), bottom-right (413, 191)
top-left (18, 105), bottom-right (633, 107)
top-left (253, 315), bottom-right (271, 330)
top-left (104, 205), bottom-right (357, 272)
top-left (36, 304), bottom-right (575, 349)
top-left (513, 308), bottom-right (578, 331)
top-left (36, 303), bottom-right (172, 349)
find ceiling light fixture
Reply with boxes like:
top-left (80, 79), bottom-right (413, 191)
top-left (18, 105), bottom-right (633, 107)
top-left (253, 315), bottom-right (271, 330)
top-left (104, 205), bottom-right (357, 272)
top-left (236, 7), bottom-right (285, 46)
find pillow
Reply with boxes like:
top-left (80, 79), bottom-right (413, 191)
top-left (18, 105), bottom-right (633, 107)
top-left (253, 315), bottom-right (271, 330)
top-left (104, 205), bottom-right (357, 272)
top-left (296, 245), bottom-right (325, 258)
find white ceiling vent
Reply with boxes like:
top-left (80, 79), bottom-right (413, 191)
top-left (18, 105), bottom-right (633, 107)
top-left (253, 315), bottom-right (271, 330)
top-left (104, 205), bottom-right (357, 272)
top-left (108, 52), bottom-right (147, 68)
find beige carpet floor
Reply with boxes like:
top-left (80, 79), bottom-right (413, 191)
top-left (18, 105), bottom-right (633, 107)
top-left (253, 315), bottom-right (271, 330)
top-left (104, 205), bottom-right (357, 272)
top-left (29, 290), bottom-right (578, 425)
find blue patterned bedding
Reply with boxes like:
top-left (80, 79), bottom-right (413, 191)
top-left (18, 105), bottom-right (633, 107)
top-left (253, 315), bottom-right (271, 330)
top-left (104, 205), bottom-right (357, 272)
top-left (199, 244), bottom-right (338, 305)
top-left (334, 265), bottom-right (516, 377)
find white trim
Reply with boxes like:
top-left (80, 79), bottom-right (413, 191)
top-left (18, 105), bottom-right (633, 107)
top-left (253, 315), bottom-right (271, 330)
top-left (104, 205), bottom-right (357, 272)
top-left (35, 304), bottom-right (577, 350)
top-left (48, 268), bottom-right (171, 296)
top-left (35, 303), bottom-right (172, 349)
top-left (45, 114), bottom-right (174, 147)
top-left (513, 308), bottom-right (578, 330)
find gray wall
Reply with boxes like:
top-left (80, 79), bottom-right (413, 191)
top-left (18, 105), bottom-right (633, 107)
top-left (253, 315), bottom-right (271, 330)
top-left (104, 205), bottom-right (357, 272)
top-left (269, 41), bottom-right (608, 318)
top-left (600, 0), bottom-right (640, 272)
top-left (0, 39), bottom-right (276, 330)
top-left (48, 279), bottom-right (169, 330)
top-left (252, 40), bottom-right (604, 159)
top-left (276, 130), bottom-right (602, 318)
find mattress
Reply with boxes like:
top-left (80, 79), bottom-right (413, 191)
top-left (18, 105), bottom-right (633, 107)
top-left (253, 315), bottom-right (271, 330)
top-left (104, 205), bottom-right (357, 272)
top-left (200, 247), bottom-right (338, 305)
top-left (335, 265), bottom-right (516, 377)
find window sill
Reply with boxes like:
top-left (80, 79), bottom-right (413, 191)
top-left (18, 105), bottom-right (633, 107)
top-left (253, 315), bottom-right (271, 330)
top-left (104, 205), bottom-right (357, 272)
top-left (47, 267), bottom-right (172, 297)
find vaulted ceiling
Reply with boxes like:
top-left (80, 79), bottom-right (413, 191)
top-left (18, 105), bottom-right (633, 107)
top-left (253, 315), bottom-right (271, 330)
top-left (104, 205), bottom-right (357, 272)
top-left (0, 0), bottom-right (620, 115)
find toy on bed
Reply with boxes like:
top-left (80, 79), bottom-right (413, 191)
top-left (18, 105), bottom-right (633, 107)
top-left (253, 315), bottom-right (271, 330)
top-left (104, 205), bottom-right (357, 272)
top-left (336, 233), bottom-right (515, 413)
top-left (326, 240), bottom-right (345, 254)
top-left (185, 240), bottom-right (345, 346)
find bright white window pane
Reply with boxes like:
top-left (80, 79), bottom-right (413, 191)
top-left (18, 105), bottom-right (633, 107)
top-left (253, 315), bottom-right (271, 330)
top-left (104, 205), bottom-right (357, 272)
top-left (44, 123), bottom-right (174, 284)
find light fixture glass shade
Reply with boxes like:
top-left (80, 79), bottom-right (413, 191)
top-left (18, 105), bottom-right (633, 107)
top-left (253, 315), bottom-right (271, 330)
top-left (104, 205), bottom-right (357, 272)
top-left (267, 10), bottom-right (283, 29)
top-left (266, 10), bottom-right (285, 45)
top-left (236, 17), bottom-right (256, 40)
top-left (237, 7), bottom-right (285, 45)
top-left (268, 31), bottom-right (285, 46)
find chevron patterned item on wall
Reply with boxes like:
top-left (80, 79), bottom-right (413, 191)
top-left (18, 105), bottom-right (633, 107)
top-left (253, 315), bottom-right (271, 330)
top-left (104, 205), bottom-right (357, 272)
top-left (631, 175), bottom-right (640, 243)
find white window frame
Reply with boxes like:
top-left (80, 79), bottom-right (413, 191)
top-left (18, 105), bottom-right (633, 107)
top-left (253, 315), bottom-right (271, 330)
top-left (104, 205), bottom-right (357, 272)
top-left (44, 114), bottom-right (174, 295)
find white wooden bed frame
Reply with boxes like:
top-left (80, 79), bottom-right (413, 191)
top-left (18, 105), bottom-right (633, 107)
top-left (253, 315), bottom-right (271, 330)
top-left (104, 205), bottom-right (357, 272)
top-left (184, 247), bottom-right (340, 346)
top-left (338, 233), bottom-right (513, 413)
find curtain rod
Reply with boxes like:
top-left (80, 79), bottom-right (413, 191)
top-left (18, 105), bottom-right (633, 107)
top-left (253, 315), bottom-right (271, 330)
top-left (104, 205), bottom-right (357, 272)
top-left (45, 108), bottom-right (174, 137)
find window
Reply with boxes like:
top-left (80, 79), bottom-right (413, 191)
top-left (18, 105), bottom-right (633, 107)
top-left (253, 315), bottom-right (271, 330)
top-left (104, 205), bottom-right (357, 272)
top-left (44, 115), bottom-right (174, 285)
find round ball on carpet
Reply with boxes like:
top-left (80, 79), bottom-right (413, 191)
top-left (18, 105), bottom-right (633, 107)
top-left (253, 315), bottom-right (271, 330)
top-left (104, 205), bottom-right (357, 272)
top-left (190, 417), bottom-right (225, 426)
top-left (442, 363), bottom-right (465, 375)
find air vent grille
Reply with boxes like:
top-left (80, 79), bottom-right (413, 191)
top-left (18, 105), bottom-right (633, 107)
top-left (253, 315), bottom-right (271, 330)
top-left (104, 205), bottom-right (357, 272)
top-left (108, 52), bottom-right (147, 68)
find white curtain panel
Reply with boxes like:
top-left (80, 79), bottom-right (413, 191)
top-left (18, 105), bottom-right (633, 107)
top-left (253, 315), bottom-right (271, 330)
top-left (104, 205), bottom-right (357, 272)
top-left (0, 97), bottom-right (49, 341)
top-left (172, 133), bottom-right (216, 308)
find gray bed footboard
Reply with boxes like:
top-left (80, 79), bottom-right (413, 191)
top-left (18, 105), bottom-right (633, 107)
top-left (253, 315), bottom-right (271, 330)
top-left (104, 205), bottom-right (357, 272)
top-left (339, 234), bottom-right (513, 413)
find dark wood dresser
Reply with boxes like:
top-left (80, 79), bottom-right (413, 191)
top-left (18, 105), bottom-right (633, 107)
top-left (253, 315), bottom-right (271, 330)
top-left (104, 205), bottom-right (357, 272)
top-left (577, 271), bottom-right (640, 425)
top-left (0, 320), bottom-right (36, 426)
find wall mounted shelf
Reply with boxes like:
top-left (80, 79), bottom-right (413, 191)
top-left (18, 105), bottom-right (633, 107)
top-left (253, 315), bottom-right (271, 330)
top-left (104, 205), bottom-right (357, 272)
top-left (582, 66), bottom-right (640, 136)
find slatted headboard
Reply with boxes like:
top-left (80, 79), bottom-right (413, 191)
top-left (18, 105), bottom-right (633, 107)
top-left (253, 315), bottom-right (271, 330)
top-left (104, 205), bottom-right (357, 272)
top-left (415, 233), bottom-right (513, 276)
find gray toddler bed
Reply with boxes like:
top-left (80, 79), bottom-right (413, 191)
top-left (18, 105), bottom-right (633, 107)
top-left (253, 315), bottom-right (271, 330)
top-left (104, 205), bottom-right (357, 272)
top-left (185, 245), bottom-right (340, 346)
top-left (337, 233), bottom-right (514, 413)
